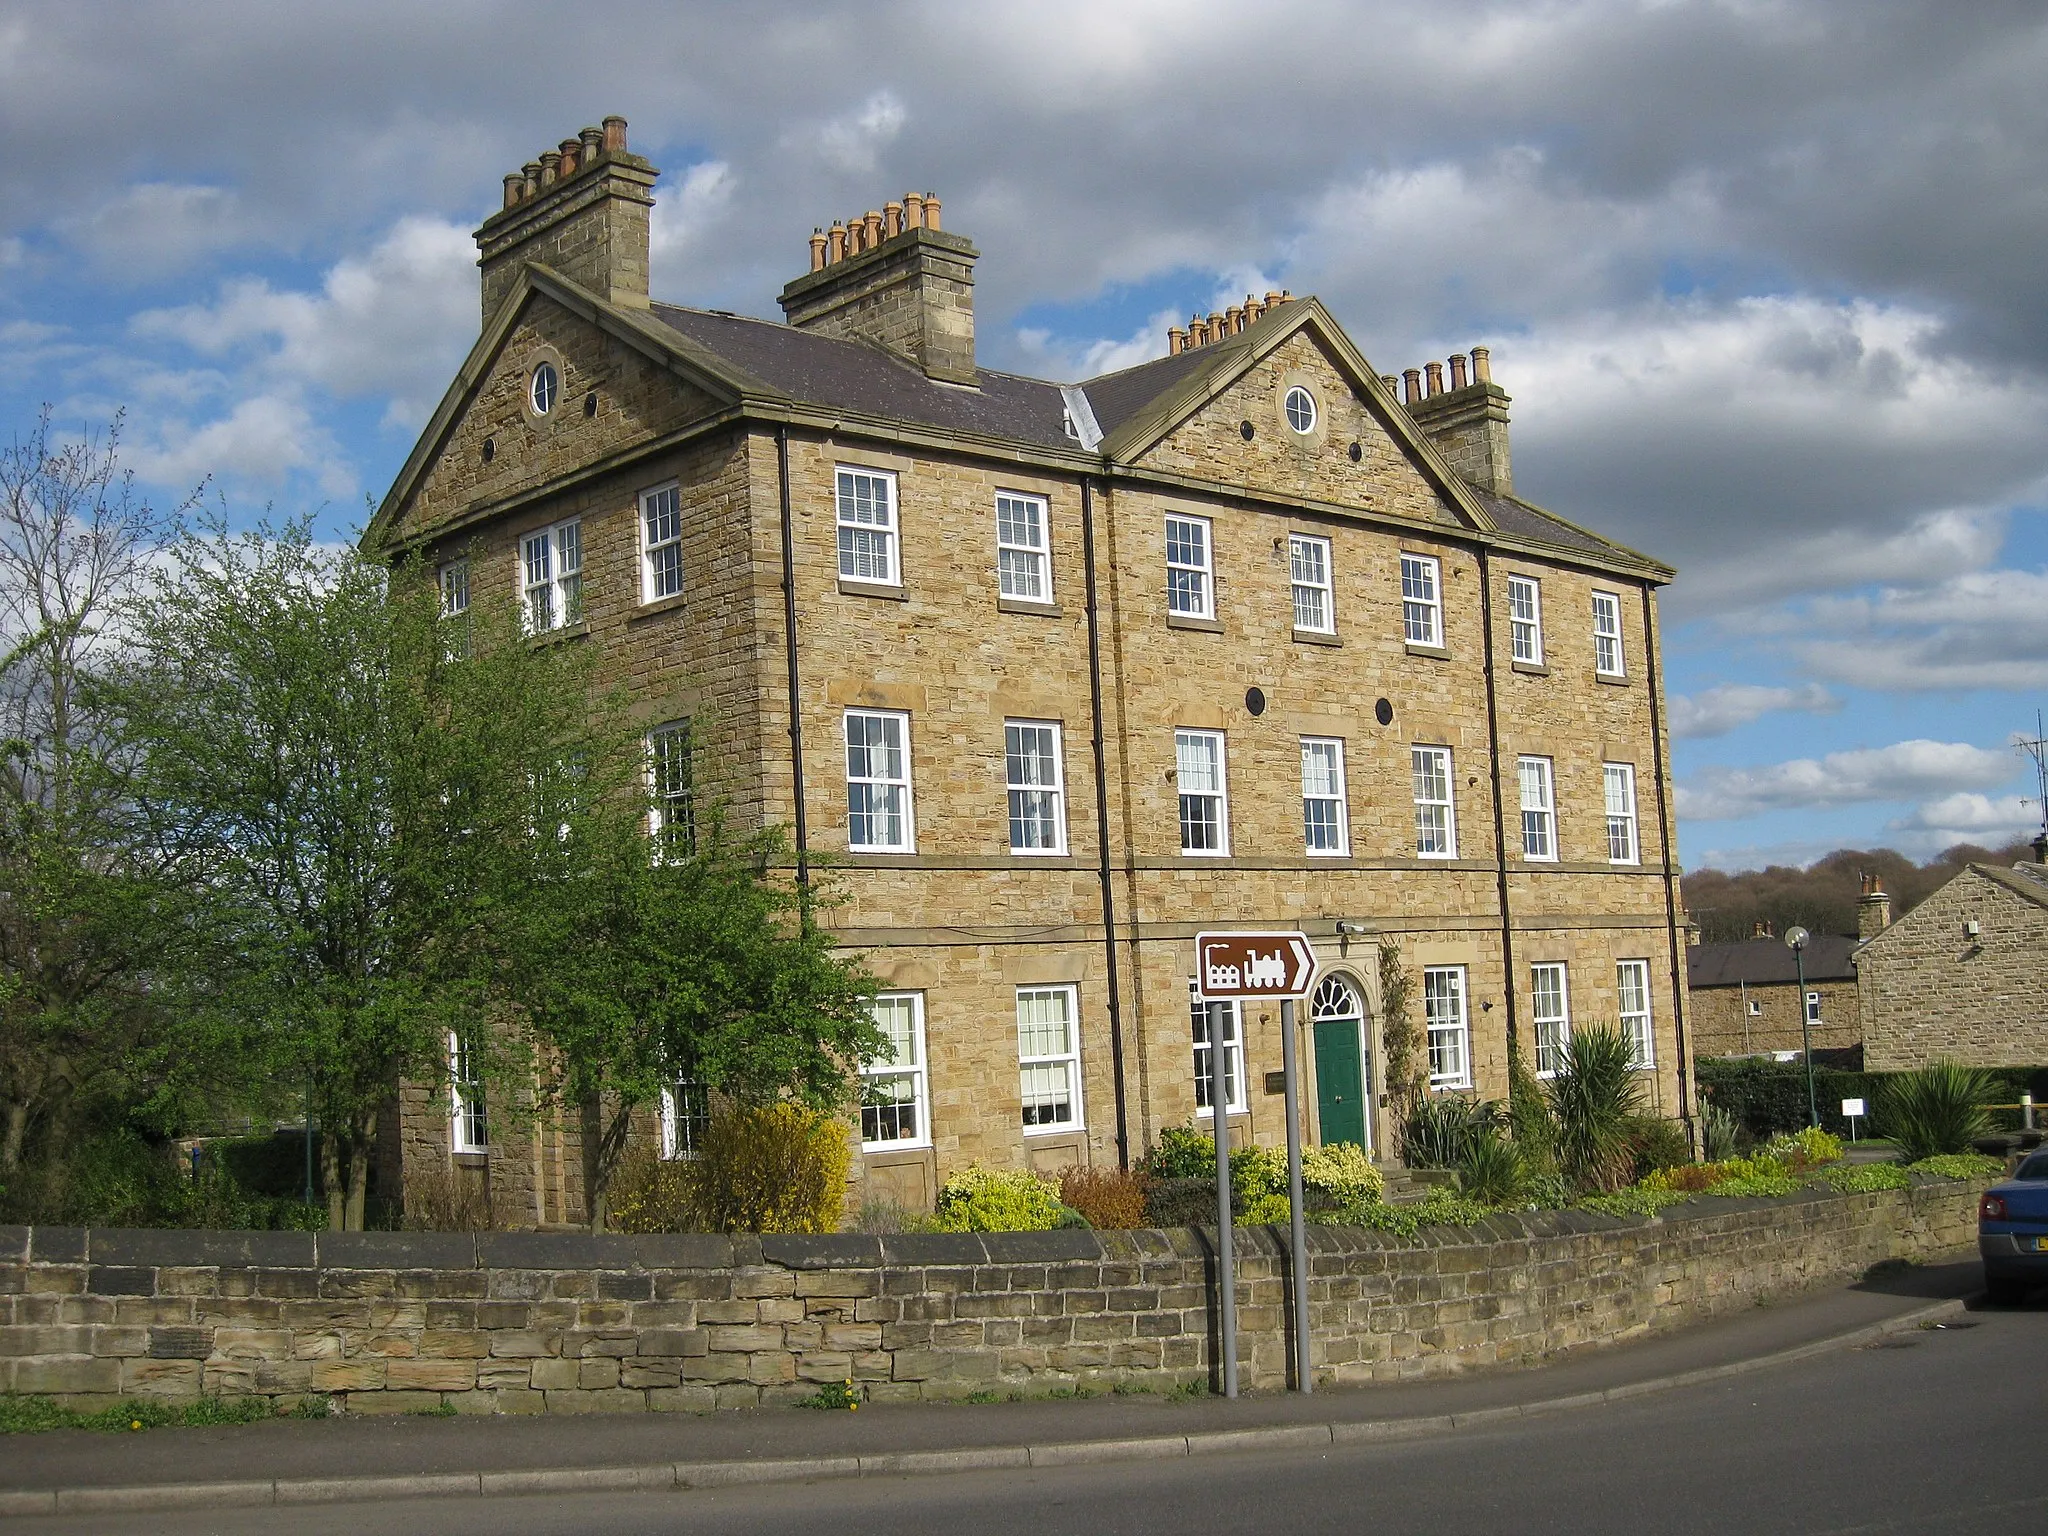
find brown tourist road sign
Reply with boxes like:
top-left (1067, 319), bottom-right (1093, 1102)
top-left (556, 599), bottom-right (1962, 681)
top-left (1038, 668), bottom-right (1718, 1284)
top-left (1195, 930), bottom-right (1317, 1000)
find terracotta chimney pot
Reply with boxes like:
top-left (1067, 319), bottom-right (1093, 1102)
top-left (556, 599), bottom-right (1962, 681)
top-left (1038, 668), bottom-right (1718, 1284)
top-left (1168, 328), bottom-right (1186, 355)
top-left (1471, 345), bottom-right (1492, 384)
top-left (904, 192), bottom-right (924, 228)
top-left (922, 194), bottom-right (941, 231)
top-left (580, 126), bottom-right (604, 160)
top-left (601, 115), bottom-right (628, 154)
top-left (884, 201), bottom-right (903, 238)
top-left (1403, 368), bottom-right (1422, 404)
top-left (863, 210), bottom-right (883, 247)
top-left (1226, 305), bottom-right (1245, 333)
top-left (809, 229), bottom-right (828, 272)
top-left (828, 222), bottom-right (847, 263)
top-left (1449, 353), bottom-right (1469, 389)
top-left (503, 173), bottom-right (525, 209)
top-left (522, 161), bottom-right (543, 198)
top-left (539, 150), bottom-right (561, 187)
top-left (558, 139), bottom-right (582, 177)
top-left (1425, 361), bottom-right (1444, 396)
top-left (1380, 374), bottom-right (1399, 394)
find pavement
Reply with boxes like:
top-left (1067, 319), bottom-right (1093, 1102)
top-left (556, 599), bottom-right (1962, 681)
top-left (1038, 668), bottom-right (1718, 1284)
top-left (0, 1251), bottom-right (1993, 1520)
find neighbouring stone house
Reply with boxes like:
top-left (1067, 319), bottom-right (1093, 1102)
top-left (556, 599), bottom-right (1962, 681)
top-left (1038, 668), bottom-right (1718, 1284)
top-left (1859, 855), bottom-right (2048, 1071)
top-left (1685, 921), bottom-right (1860, 1060)
top-left (366, 118), bottom-right (1693, 1224)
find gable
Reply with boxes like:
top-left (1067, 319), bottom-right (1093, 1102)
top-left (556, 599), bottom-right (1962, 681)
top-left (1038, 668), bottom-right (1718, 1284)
top-left (1127, 326), bottom-right (1478, 528)
top-left (1863, 866), bottom-right (2048, 957)
top-left (378, 288), bottom-right (727, 550)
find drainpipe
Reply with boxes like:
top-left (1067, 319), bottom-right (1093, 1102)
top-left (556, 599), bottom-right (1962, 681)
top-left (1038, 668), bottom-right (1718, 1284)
top-left (1476, 547), bottom-right (1520, 1066)
top-left (776, 427), bottom-right (810, 898)
top-left (1640, 584), bottom-right (1692, 1125)
top-left (1083, 478), bottom-right (1131, 1170)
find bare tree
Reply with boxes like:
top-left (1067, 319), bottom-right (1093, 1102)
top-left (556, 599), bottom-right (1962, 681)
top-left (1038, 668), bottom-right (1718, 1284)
top-left (0, 409), bottom-right (186, 1173)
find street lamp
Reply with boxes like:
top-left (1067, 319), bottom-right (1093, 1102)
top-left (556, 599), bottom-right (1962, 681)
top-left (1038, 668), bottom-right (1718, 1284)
top-left (1785, 925), bottom-right (1817, 1128)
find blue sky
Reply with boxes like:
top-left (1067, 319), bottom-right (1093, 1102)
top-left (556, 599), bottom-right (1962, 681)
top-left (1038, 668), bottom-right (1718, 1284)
top-left (3, 1), bottom-right (2045, 871)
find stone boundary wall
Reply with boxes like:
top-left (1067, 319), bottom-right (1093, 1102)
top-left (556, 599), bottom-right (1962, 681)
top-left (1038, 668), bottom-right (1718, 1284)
top-left (0, 1180), bottom-right (1980, 1413)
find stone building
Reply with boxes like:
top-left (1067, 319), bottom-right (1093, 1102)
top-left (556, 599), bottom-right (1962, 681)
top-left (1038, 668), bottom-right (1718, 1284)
top-left (1685, 922), bottom-right (1860, 1060)
top-left (1859, 857), bottom-right (2048, 1071)
top-left (366, 120), bottom-right (1693, 1223)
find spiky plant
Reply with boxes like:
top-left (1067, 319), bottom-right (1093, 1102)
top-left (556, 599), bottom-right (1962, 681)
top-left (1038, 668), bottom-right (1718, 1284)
top-left (1456, 1128), bottom-right (1523, 1204)
top-left (1877, 1060), bottom-right (1996, 1162)
top-left (1546, 1023), bottom-right (1646, 1193)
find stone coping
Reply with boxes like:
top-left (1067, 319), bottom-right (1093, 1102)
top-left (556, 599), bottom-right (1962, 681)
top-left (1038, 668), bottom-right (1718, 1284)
top-left (0, 1178), bottom-right (1971, 1273)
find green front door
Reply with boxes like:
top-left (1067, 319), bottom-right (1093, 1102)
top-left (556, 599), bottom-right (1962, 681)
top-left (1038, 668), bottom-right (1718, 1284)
top-left (1313, 1017), bottom-right (1367, 1150)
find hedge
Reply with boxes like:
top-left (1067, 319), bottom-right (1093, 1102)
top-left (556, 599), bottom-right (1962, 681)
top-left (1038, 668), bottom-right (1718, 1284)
top-left (1697, 1057), bottom-right (2048, 1141)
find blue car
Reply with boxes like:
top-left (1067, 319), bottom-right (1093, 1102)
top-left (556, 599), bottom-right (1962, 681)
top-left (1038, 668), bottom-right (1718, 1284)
top-left (1980, 1147), bottom-right (2048, 1304)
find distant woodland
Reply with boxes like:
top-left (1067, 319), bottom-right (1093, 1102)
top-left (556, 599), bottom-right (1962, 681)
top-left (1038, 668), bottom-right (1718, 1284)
top-left (1681, 840), bottom-right (2038, 943)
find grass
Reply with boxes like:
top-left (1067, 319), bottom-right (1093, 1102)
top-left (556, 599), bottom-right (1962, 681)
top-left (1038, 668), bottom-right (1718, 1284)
top-left (0, 1394), bottom-right (282, 1435)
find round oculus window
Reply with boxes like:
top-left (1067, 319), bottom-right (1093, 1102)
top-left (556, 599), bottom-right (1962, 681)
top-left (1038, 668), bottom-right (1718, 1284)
top-left (1284, 385), bottom-right (1317, 434)
top-left (530, 362), bottom-right (559, 416)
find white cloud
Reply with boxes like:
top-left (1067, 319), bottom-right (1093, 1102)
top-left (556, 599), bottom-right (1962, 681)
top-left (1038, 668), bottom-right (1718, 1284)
top-left (131, 215), bottom-right (475, 428)
top-left (649, 161), bottom-right (737, 296)
top-left (1677, 738), bottom-right (2018, 821)
top-left (809, 90), bottom-right (907, 176)
top-left (1891, 791), bottom-right (2038, 838)
top-left (1013, 305), bottom-right (1179, 383)
top-left (0, 236), bottom-right (22, 270)
top-left (1790, 565), bottom-right (2048, 691)
top-left (127, 392), bottom-right (353, 501)
top-left (1669, 682), bottom-right (1838, 739)
top-left (67, 183), bottom-right (255, 278)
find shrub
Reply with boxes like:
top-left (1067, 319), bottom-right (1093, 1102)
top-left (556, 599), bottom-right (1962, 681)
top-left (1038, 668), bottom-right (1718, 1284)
top-left (1457, 1130), bottom-right (1523, 1204)
top-left (681, 1104), bottom-right (850, 1234)
top-left (1905, 1152), bottom-right (2005, 1180)
top-left (1546, 1024), bottom-right (1646, 1193)
top-left (605, 1147), bottom-right (694, 1234)
top-left (847, 1198), bottom-right (918, 1234)
top-left (1878, 1061), bottom-right (1996, 1162)
top-left (1229, 1144), bottom-right (1288, 1204)
top-left (1579, 1184), bottom-right (1693, 1218)
top-left (1144, 1176), bottom-right (1223, 1228)
top-left (1701, 1103), bottom-right (1743, 1162)
top-left (1627, 1115), bottom-right (1692, 1180)
top-left (1763, 1125), bottom-right (1843, 1171)
top-left (1059, 1166), bottom-right (1150, 1229)
top-left (1822, 1163), bottom-right (1911, 1193)
top-left (1311, 1184), bottom-right (1494, 1238)
top-left (933, 1164), bottom-right (1069, 1232)
top-left (1401, 1094), bottom-right (1501, 1170)
top-left (1241, 1191), bottom-right (1293, 1225)
top-left (1139, 1124), bottom-right (1217, 1180)
top-left (1301, 1141), bottom-right (1383, 1206)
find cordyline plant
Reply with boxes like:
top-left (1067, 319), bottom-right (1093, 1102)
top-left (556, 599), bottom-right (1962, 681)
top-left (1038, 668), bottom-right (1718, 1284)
top-left (1545, 1023), bottom-right (1646, 1194)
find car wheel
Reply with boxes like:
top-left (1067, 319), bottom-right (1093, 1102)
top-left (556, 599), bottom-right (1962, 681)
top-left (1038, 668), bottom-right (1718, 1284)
top-left (1985, 1274), bottom-right (2029, 1306)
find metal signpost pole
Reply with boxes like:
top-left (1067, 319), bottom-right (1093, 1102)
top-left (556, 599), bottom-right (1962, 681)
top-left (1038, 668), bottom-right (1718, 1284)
top-left (1280, 998), bottom-right (1311, 1394)
top-left (1209, 1000), bottom-right (1237, 1399)
top-left (1786, 926), bottom-right (1817, 1128)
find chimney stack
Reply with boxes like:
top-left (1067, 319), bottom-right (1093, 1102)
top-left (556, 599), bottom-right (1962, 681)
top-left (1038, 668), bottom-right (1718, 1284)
top-left (1400, 344), bottom-right (1514, 495)
top-left (1750, 919), bottom-right (1775, 941)
top-left (779, 191), bottom-right (979, 385)
top-left (475, 116), bottom-right (658, 324)
top-left (1859, 873), bottom-right (1894, 940)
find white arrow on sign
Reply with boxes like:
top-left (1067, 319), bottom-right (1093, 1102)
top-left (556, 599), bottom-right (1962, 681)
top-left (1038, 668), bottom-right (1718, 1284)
top-left (1195, 930), bottom-right (1318, 999)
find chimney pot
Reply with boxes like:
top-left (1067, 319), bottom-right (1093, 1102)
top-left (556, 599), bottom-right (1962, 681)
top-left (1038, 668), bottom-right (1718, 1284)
top-left (479, 121), bottom-right (658, 324)
top-left (828, 222), bottom-right (847, 263)
top-left (904, 191), bottom-right (924, 228)
top-left (559, 139), bottom-right (582, 177)
top-left (1168, 327), bottom-right (1186, 355)
top-left (863, 210), bottom-right (884, 247)
top-left (522, 161), bottom-right (543, 197)
top-left (1471, 345), bottom-right (1492, 384)
top-left (1403, 368), bottom-right (1422, 404)
top-left (809, 229), bottom-right (828, 272)
top-left (1449, 353), bottom-right (1469, 389)
top-left (1859, 872), bottom-right (1894, 939)
top-left (884, 201), bottom-right (903, 238)
top-left (503, 173), bottom-right (525, 209)
top-left (923, 193), bottom-right (941, 231)
top-left (538, 150), bottom-right (561, 187)
top-left (602, 115), bottom-right (628, 154)
top-left (1245, 296), bottom-right (1264, 322)
top-left (1380, 374), bottom-right (1399, 394)
top-left (1265, 290), bottom-right (1283, 307)
top-left (580, 125), bottom-right (604, 159)
top-left (1226, 305), bottom-right (1245, 334)
top-left (1425, 361), bottom-right (1444, 396)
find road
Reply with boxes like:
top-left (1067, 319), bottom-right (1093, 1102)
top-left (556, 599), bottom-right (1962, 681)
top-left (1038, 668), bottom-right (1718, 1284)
top-left (15, 1296), bottom-right (2042, 1535)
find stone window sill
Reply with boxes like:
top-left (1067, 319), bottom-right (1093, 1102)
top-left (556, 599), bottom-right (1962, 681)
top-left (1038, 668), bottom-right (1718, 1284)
top-left (1405, 641), bottom-right (1451, 660)
top-left (629, 592), bottom-right (688, 623)
top-left (1167, 613), bottom-right (1223, 634)
top-left (998, 596), bottom-right (1062, 618)
top-left (452, 1151), bottom-right (488, 1168)
top-left (1596, 672), bottom-right (1632, 687)
top-left (1511, 659), bottom-right (1549, 676)
top-left (1292, 627), bottom-right (1341, 647)
top-left (839, 577), bottom-right (909, 602)
top-left (527, 620), bottom-right (589, 648)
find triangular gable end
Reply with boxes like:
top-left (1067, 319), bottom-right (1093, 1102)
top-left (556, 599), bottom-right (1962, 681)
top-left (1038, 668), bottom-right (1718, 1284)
top-left (1096, 300), bottom-right (1497, 535)
top-left (365, 266), bottom-right (764, 554)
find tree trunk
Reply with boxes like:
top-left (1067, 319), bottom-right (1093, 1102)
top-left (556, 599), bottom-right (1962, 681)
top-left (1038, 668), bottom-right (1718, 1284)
top-left (321, 1131), bottom-right (344, 1231)
top-left (579, 1096), bottom-right (607, 1232)
top-left (346, 1117), bottom-right (372, 1231)
top-left (0, 1099), bottom-right (27, 1174)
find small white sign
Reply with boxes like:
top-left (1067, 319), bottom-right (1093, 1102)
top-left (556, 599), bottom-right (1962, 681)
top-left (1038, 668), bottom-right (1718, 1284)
top-left (1841, 1097), bottom-right (1867, 1118)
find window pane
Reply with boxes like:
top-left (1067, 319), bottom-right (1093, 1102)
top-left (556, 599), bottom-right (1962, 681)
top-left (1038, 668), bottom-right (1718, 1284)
top-left (1424, 967), bottom-right (1469, 1088)
top-left (1532, 964), bottom-right (1570, 1075)
top-left (1005, 722), bottom-right (1062, 852)
top-left (837, 470), bottom-right (896, 583)
top-left (1177, 730), bottom-right (1225, 853)
top-left (1166, 516), bottom-right (1211, 616)
top-left (1302, 738), bottom-right (1345, 853)
top-left (1190, 992), bottom-right (1243, 1112)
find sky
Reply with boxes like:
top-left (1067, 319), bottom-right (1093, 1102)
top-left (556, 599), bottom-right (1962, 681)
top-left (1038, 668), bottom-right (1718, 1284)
top-left (2, 0), bottom-right (2045, 872)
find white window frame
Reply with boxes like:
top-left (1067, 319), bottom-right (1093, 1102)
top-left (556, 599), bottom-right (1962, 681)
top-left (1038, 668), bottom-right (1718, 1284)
top-left (439, 559), bottom-right (470, 618)
top-left (1176, 728), bottom-right (1229, 856)
top-left (1165, 514), bottom-right (1214, 619)
top-left (1531, 962), bottom-right (1572, 1078)
top-left (659, 1080), bottom-right (711, 1160)
top-left (1423, 966), bottom-right (1472, 1090)
top-left (845, 709), bottom-right (914, 853)
top-left (1617, 960), bottom-right (1656, 1071)
top-left (995, 491), bottom-right (1052, 603)
top-left (1411, 744), bottom-right (1457, 858)
top-left (1004, 719), bottom-right (1067, 855)
top-left (640, 481), bottom-right (683, 603)
top-left (1604, 762), bottom-right (1640, 865)
top-left (1401, 552), bottom-right (1443, 647)
top-left (529, 361), bottom-right (559, 416)
top-left (449, 1030), bottom-right (487, 1153)
top-left (1017, 984), bottom-right (1084, 1135)
top-left (1284, 385), bottom-right (1318, 435)
top-left (1507, 574), bottom-right (1543, 665)
top-left (1289, 532), bottom-right (1334, 634)
top-left (836, 466), bottom-right (899, 587)
top-left (648, 720), bottom-right (694, 859)
top-left (1301, 736), bottom-right (1349, 856)
top-left (1806, 990), bottom-right (1823, 1025)
top-left (1518, 755), bottom-right (1557, 862)
top-left (519, 517), bottom-right (583, 634)
top-left (1592, 590), bottom-right (1625, 677)
top-left (1189, 987), bottom-right (1247, 1115)
top-left (860, 992), bottom-right (930, 1151)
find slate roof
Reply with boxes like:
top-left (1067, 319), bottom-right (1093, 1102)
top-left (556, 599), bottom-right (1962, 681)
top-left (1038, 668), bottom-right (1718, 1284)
top-left (1975, 861), bottom-right (2048, 911)
top-left (1686, 934), bottom-right (1860, 989)
top-left (1470, 492), bottom-right (1618, 558)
